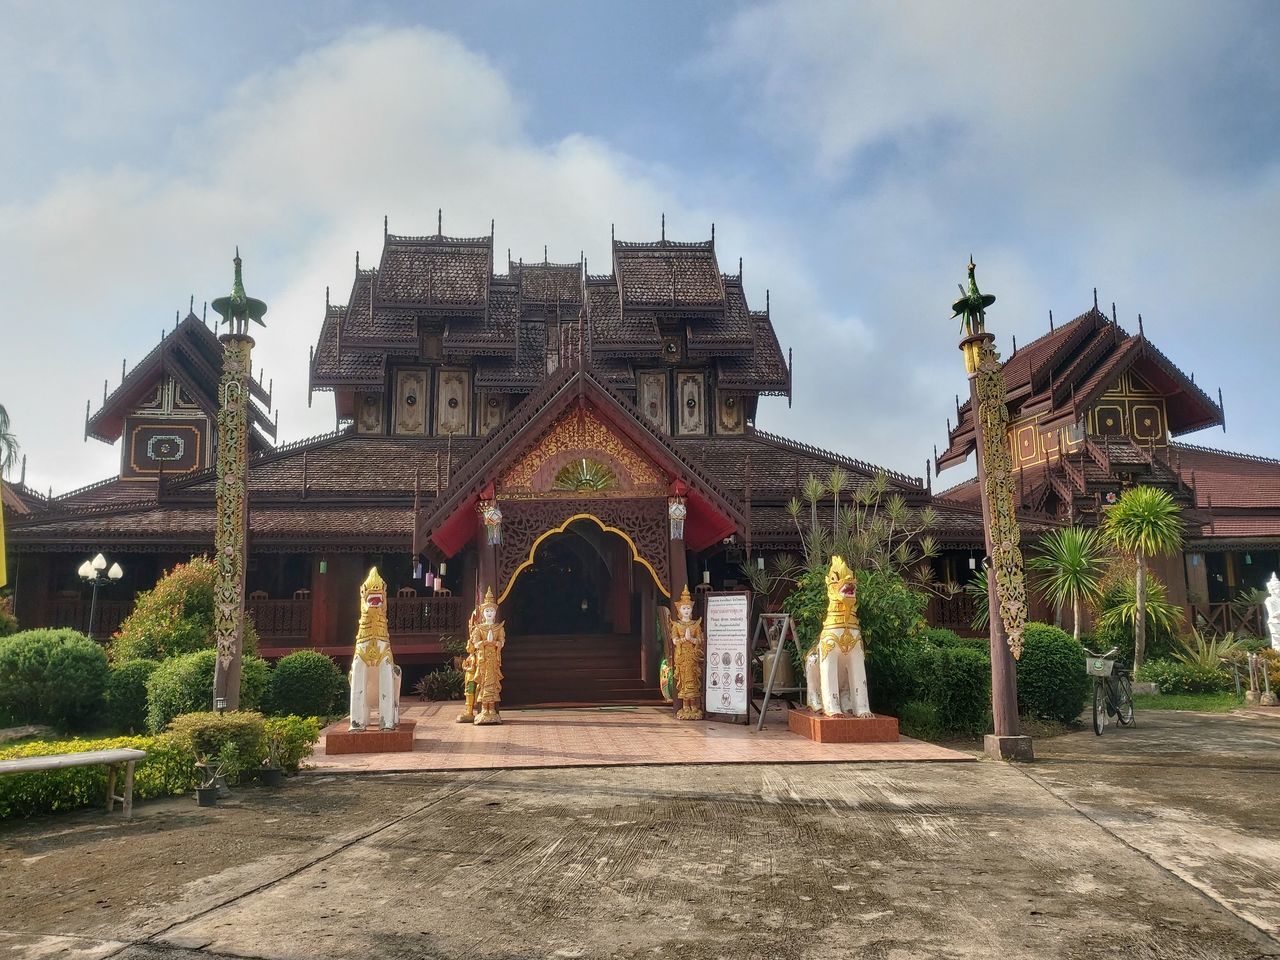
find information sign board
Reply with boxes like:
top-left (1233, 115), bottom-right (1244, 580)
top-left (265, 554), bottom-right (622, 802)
top-left (703, 591), bottom-right (752, 723)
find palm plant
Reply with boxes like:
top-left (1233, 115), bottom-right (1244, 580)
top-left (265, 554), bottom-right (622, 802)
top-left (827, 467), bottom-right (849, 543)
top-left (1171, 628), bottom-right (1243, 670)
top-left (1027, 527), bottom-right (1106, 642)
top-left (0, 404), bottom-right (18, 477)
top-left (965, 567), bottom-right (990, 631)
top-left (1096, 573), bottom-right (1184, 645)
top-left (1102, 486), bottom-right (1184, 670)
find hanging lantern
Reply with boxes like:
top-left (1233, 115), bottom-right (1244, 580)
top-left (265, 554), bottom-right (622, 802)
top-left (481, 501), bottom-right (504, 545)
top-left (668, 497), bottom-right (687, 541)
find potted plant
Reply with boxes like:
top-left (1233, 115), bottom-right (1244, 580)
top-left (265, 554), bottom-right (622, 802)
top-left (194, 742), bottom-right (241, 803)
top-left (261, 729), bottom-right (286, 787)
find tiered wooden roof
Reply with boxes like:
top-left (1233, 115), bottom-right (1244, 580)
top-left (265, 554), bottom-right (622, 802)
top-left (85, 312), bottom-right (276, 448)
top-left (937, 306), bottom-right (1221, 470)
top-left (309, 229), bottom-right (791, 399)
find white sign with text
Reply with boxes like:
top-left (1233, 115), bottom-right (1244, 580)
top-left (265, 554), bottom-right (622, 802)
top-left (703, 592), bottom-right (751, 716)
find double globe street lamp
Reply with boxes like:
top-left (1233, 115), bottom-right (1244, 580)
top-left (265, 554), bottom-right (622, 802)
top-left (77, 553), bottom-right (123, 638)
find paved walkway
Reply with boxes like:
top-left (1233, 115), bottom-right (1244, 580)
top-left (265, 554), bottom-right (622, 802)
top-left (307, 702), bottom-right (974, 772)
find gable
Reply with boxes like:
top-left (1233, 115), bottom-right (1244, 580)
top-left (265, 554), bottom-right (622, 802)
top-left (497, 403), bottom-right (668, 498)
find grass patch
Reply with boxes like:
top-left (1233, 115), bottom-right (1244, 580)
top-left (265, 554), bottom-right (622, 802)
top-left (1132, 691), bottom-right (1243, 713)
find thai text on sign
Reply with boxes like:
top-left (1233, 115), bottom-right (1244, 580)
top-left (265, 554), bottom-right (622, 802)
top-left (703, 592), bottom-right (751, 716)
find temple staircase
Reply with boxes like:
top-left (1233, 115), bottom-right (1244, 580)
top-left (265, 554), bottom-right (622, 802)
top-left (500, 633), bottom-right (664, 707)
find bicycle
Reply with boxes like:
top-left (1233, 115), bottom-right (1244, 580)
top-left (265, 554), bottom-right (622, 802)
top-left (1082, 646), bottom-right (1135, 736)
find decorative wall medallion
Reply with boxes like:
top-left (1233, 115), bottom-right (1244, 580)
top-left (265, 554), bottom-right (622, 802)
top-left (393, 369), bottom-right (428, 435)
top-left (436, 369), bottom-right (471, 435)
top-left (676, 372), bottom-right (705, 436)
top-left (716, 390), bottom-right (744, 434)
top-left (637, 371), bottom-right (669, 433)
top-left (146, 434), bottom-right (186, 461)
top-left (357, 392), bottom-right (383, 434)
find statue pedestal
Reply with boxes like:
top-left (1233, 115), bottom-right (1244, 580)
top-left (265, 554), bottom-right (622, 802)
top-left (787, 708), bottom-right (899, 743)
top-left (324, 719), bottom-right (417, 755)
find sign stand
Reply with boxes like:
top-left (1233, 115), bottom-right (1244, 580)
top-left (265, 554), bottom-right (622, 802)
top-left (753, 613), bottom-right (805, 731)
top-left (702, 591), bottom-right (753, 725)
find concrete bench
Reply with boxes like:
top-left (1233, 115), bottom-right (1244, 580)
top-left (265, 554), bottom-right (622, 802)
top-left (0, 748), bottom-right (148, 818)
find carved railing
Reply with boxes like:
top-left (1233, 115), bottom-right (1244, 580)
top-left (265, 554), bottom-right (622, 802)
top-left (1060, 454), bottom-right (1087, 495)
top-left (386, 596), bottom-right (468, 635)
top-left (49, 598), bottom-right (133, 639)
top-left (247, 599), bottom-right (312, 640)
top-left (927, 592), bottom-right (980, 633)
top-left (1190, 603), bottom-right (1264, 638)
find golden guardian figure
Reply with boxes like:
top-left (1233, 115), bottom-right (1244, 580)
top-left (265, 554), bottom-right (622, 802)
top-left (670, 586), bottom-right (704, 720)
top-left (469, 588), bottom-right (505, 726)
top-left (349, 568), bottom-right (401, 730)
top-left (803, 556), bottom-right (872, 718)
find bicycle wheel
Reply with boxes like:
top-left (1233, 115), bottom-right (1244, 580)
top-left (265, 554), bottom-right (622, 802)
top-left (1093, 680), bottom-right (1105, 735)
top-left (1115, 676), bottom-right (1135, 726)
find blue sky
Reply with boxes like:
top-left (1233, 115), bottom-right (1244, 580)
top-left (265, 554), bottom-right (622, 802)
top-left (3, 1), bottom-right (1278, 494)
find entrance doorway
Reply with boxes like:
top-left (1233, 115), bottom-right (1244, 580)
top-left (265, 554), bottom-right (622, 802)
top-left (502, 519), bottom-right (661, 706)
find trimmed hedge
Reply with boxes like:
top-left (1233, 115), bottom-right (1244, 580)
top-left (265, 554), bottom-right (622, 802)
top-left (146, 650), bottom-right (270, 733)
top-left (267, 651), bottom-right (343, 717)
top-left (1016, 623), bottom-right (1090, 723)
top-left (111, 557), bottom-right (260, 662)
top-left (264, 715), bottom-right (322, 772)
top-left (0, 628), bottom-right (109, 729)
top-left (0, 734), bottom-right (196, 820)
top-left (1136, 658), bottom-right (1233, 695)
top-left (105, 659), bottom-right (159, 733)
top-left (165, 710), bottom-right (268, 772)
top-left (913, 644), bottom-right (991, 734)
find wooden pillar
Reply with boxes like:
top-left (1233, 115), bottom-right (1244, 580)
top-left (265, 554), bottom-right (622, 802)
top-left (639, 575), bottom-right (657, 685)
top-left (1185, 551), bottom-right (1209, 608)
top-left (308, 555), bottom-right (336, 649)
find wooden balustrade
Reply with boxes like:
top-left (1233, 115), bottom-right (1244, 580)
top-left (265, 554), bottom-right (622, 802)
top-left (48, 598), bottom-right (132, 639)
top-left (386, 595), bottom-right (467, 635)
top-left (927, 592), bottom-right (980, 633)
top-left (1189, 603), bottom-right (1264, 638)
top-left (247, 598), bottom-right (311, 641)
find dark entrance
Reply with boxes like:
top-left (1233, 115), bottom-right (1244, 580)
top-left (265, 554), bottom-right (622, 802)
top-left (502, 518), bottom-right (661, 706)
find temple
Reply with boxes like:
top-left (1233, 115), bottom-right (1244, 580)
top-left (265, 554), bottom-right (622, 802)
top-left (6, 223), bottom-right (1280, 699)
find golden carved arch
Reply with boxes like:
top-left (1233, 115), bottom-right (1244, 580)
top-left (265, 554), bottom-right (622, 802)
top-left (496, 512), bottom-right (669, 604)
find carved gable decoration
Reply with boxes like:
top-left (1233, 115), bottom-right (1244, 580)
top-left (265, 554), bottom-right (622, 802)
top-left (497, 403), bottom-right (667, 497)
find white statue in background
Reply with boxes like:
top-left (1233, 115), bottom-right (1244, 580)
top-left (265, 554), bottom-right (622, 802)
top-left (349, 567), bottom-right (401, 730)
top-left (1266, 573), bottom-right (1280, 653)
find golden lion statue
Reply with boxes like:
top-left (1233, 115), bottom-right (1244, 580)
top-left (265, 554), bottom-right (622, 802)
top-left (804, 556), bottom-right (872, 717)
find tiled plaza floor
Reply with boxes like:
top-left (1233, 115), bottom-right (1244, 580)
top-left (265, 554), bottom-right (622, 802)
top-left (306, 702), bottom-right (975, 772)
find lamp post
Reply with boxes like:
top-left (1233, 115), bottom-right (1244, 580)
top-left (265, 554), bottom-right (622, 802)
top-left (951, 260), bottom-right (1034, 762)
top-left (77, 553), bottom-right (124, 638)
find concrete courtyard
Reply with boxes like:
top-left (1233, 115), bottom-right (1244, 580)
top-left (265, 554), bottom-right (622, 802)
top-left (1, 710), bottom-right (1277, 960)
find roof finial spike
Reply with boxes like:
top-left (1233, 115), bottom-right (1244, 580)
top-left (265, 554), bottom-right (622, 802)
top-left (611, 222), bottom-right (615, 245)
top-left (738, 256), bottom-right (743, 277)
top-left (506, 248), bottom-right (511, 267)
top-left (711, 222), bottom-right (715, 245)
top-left (661, 212), bottom-right (665, 242)
top-left (766, 288), bottom-right (771, 313)
top-left (121, 358), bottom-right (126, 382)
top-left (355, 250), bottom-right (360, 270)
top-left (490, 218), bottom-right (494, 239)
top-left (203, 301), bottom-right (207, 323)
top-left (437, 208), bottom-right (442, 236)
top-left (544, 244), bottom-right (548, 265)
top-left (1049, 309), bottom-right (1054, 331)
top-left (235, 245), bottom-right (240, 260)
top-left (20, 453), bottom-right (26, 484)
top-left (1111, 302), bottom-right (1117, 324)
top-left (1219, 387), bottom-right (1226, 432)
top-left (1012, 333), bottom-right (1017, 353)
top-left (383, 214), bottom-right (388, 237)
top-left (189, 294), bottom-right (194, 314)
top-left (325, 285), bottom-right (330, 309)
top-left (1138, 313), bottom-right (1144, 336)
top-left (1093, 287), bottom-right (1099, 310)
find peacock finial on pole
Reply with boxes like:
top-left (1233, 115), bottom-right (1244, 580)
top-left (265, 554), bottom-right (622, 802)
top-left (211, 248), bottom-right (268, 337)
top-left (951, 257), bottom-right (997, 337)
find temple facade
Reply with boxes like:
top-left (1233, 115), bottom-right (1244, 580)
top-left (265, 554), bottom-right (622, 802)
top-left (6, 224), bottom-right (1279, 700)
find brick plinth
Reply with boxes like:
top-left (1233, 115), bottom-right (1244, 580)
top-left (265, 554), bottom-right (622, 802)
top-left (787, 709), bottom-right (899, 743)
top-left (324, 719), bottom-right (417, 755)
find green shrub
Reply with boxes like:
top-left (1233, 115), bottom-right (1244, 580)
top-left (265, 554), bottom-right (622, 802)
top-left (913, 644), bottom-right (991, 734)
top-left (415, 666), bottom-right (464, 701)
top-left (0, 628), bottom-right (109, 729)
top-left (111, 557), bottom-right (259, 662)
top-left (1015, 622), bottom-right (1090, 723)
top-left (921, 627), bottom-right (990, 652)
top-left (0, 597), bottom-right (18, 637)
top-left (105, 659), bottom-right (159, 733)
top-left (264, 715), bottom-right (321, 772)
top-left (898, 700), bottom-right (943, 741)
top-left (145, 649), bottom-right (269, 733)
top-left (1136, 658), bottom-right (1233, 694)
top-left (165, 710), bottom-right (268, 773)
top-left (0, 733), bottom-right (196, 820)
top-left (266, 651), bottom-right (343, 717)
